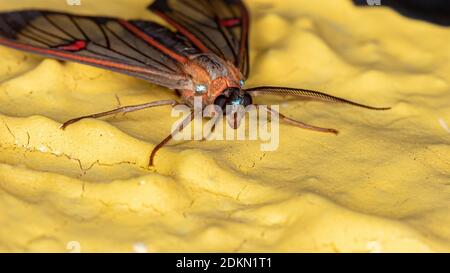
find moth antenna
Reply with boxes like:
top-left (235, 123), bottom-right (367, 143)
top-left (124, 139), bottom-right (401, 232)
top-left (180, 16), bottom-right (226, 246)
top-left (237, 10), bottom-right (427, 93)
top-left (255, 105), bottom-right (338, 135)
top-left (244, 86), bottom-right (391, 111)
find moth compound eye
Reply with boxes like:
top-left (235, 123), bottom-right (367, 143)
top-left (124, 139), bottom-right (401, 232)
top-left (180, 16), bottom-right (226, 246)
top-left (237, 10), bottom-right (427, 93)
top-left (242, 93), bottom-right (252, 107)
top-left (195, 84), bottom-right (207, 93)
top-left (239, 80), bottom-right (245, 87)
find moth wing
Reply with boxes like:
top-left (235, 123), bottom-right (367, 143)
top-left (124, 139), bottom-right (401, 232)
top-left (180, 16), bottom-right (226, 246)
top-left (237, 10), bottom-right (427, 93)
top-left (0, 10), bottom-right (202, 89)
top-left (149, 0), bottom-right (250, 78)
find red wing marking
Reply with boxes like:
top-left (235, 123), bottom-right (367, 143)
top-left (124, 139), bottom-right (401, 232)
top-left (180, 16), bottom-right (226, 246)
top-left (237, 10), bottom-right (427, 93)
top-left (0, 37), bottom-right (167, 75)
top-left (56, 40), bottom-right (86, 51)
top-left (220, 18), bottom-right (241, 28)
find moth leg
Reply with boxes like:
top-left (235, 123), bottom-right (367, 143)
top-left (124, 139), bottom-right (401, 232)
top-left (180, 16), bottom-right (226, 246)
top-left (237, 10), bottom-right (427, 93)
top-left (60, 100), bottom-right (178, 130)
top-left (149, 110), bottom-right (195, 167)
top-left (201, 121), bottom-right (216, 141)
top-left (256, 105), bottom-right (339, 135)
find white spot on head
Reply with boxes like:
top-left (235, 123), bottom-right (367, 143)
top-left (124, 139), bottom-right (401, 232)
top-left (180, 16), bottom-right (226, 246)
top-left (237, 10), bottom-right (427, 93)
top-left (195, 84), bottom-right (207, 93)
top-left (239, 80), bottom-right (245, 87)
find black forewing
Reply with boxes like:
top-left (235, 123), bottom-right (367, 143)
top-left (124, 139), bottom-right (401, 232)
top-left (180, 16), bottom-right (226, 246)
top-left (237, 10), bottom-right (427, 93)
top-left (0, 10), bottom-right (201, 89)
top-left (149, 0), bottom-right (250, 78)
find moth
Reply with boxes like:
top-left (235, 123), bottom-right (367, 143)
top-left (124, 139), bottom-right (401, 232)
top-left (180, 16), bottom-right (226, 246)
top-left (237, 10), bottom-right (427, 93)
top-left (0, 0), bottom-right (389, 166)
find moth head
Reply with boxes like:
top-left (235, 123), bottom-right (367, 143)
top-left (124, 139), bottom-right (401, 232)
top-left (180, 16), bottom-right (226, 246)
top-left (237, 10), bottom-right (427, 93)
top-left (213, 87), bottom-right (253, 129)
top-left (214, 87), bottom-right (252, 109)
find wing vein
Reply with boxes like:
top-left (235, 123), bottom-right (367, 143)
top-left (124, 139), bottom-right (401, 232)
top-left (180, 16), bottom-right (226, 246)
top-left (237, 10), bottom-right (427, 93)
top-left (69, 15), bottom-right (89, 41)
top-left (104, 24), bottom-right (176, 73)
top-left (172, 11), bottom-right (225, 57)
top-left (43, 13), bottom-right (78, 40)
top-left (27, 24), bottom-right (71, 43)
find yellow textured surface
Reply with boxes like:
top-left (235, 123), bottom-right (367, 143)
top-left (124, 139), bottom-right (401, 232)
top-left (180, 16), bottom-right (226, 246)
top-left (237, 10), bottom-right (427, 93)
top-left (0, 0), bottom-right (449, 252)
